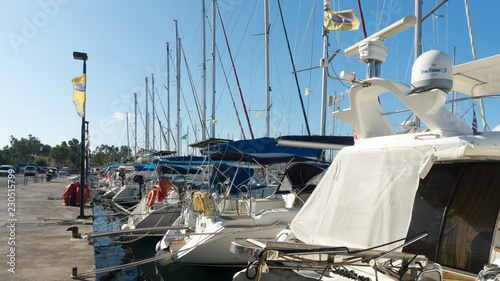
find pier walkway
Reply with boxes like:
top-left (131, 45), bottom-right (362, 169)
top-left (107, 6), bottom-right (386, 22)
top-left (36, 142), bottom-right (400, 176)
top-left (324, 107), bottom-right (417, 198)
top-left (0, 174), bottom-right (95, 281)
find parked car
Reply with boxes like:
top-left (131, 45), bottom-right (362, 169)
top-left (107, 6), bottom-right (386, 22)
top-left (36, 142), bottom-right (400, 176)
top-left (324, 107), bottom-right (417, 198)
top-left (24, 166), bottom-right (38, 177)
top-left (40, 167), bottom-right (47, 174)
top-left (59, 169), bottom-right (69, 176)
top-left (0, 165), bottom-right (15, 177)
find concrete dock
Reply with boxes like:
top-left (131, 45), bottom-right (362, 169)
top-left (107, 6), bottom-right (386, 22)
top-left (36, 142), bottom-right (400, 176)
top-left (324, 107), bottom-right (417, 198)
top-left (0, 174), bottom-right (95, 281)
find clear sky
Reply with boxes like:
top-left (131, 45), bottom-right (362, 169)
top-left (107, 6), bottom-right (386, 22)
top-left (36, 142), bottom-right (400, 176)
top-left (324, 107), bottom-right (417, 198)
top-left (1, 0), bottom-right (500, 155)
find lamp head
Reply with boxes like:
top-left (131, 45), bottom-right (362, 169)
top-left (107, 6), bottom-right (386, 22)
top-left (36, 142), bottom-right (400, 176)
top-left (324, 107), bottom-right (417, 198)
top-left (73, 51), bottom-right (88, 61)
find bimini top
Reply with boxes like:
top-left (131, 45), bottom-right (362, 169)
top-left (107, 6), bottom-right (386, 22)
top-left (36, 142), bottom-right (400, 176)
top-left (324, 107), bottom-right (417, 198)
top-left (209, 151), bottom-right (314, 165)
top-left (207, 137), bottom-right (324, 159)
top-left (453, 54), bottom-right (500, 97)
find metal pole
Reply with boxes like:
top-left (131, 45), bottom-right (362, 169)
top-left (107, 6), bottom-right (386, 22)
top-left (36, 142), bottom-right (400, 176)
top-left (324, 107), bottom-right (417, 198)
top-left (414, 0), bottom-right (422, 127)
top-left (145, 76), bottom-right (149, 151)
top-left (126, 113), bottom-right (130, 158)
top-left (134, 93), bottom-right (137, 157)
top-left (464, 0), bottom-right (486, 130)
top-left (152, 73), bottom-right (155, 151)
top-left (265, 0), bottom-right (270, 137)
top-left (166, 43), bottom-right (170, 151)
top-left (211, 0), bottom-right (216, 138)
top-left (177, 37), bottom-right (182, 154)
top-left (320, 26), bottom-right (329, 136)
top-left (202, 0), bottom-right (207, 140)
top-left (78, 59), bottom-right (87, 219)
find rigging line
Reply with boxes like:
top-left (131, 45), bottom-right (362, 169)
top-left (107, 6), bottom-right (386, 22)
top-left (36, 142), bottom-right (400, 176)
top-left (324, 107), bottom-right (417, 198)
top-left (181, 44), bottom-right (206, 137)
top-left (217, 4), bottom-right (255, 139)
top-left (205, 17), bottom-right (247, 140)
top-left (169, 52), bottom-right (199, 144)
top-left (357, 0), bottom-right (368, 38)
top-left (277, 0), bottom-right (311, 136)
top-left (308, 0), bottom-right (317, 117)
top-left (214, 33), bottom-right (247, 140)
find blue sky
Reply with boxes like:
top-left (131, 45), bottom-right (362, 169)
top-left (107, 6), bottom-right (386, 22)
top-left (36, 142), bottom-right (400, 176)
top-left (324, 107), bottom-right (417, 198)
top-left (1, 0), bottom-right (500, 155)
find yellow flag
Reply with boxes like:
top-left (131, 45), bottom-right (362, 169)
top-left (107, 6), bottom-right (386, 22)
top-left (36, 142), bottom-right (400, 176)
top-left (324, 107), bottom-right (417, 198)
top-left (325, 9), bottom-right (360, 31)
top-left (305, 88), bottom-right (312, 96)
top-left (72, 73), bottom-right (86, 117)
top-left (257, 111), bottom-right (261, 118)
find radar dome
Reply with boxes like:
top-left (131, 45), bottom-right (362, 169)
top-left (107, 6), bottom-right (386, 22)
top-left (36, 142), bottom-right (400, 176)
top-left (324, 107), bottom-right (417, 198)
top-left (411, 50), bottom-right (453, 93)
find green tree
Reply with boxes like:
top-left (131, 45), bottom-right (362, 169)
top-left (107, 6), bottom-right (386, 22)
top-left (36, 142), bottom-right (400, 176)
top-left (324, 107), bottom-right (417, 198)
top-left (33, 156), bottom-right (48, 167)
top-left (7, 135), bottom-right (44, 164)
top-left (50, 142), bottom-right (71, 167)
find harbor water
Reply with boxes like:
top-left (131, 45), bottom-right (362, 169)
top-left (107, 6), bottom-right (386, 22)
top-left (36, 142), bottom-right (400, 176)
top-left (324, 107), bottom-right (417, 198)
top-left (92, 204), bottom-right (241, 281)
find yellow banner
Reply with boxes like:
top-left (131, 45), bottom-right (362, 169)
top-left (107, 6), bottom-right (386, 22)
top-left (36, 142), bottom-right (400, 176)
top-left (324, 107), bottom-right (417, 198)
top-left (325, 9), bottom-right (360, 31)
top-left (305, 88), bottom-right (312, 96)
top-left (72, 73), bottom-right (86, 117)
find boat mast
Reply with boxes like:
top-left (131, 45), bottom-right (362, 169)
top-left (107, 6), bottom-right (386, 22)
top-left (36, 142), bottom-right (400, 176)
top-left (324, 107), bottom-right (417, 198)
top-left (265, 0), bottom-right (270, 137)
top-left (414, 0), bottom-right (422, 128)
top-left (320, 0), bottom-right (330, 136)
top-left (211, 0), bottom-right (216, 138)
top-left (134, 93), bottom-right (137, 157)
top-left (145, 76), bottom-right (149, 151)
top-left (175, 19), bottom-right (181, 155)
top-left (464, 0), bottom-right (486, 131)
top-left (152, 73), bottom-right (155, 151)
top-left (126, 112), bottom-right (130, 158)
top-left (166, 42), bottom-right (171, 151)
top-left (202, 0), bottom-right (207, 140)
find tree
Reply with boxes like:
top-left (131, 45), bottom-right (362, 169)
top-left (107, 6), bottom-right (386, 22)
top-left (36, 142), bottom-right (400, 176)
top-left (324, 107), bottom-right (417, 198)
top-left (50, 142), bottom-right (70, 167)
top-left (33, 156), bottom-right (48, 167)
top-left (5, 135), bottom-right (44, 164)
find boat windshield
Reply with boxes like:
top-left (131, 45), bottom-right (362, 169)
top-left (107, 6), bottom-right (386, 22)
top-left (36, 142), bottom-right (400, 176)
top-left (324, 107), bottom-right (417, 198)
top-left (404, 162), bottom-right (500, 273)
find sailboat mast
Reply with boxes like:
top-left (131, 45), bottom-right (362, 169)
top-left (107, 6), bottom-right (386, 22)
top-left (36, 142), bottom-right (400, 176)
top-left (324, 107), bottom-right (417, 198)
top-left (166, 42), bottom-right (171, 151)
top-left (126, 112), bottom-right (130, 158)
top-left (152, 73), bottom-right (155, 151)
top-left (134, 93), bottom-right (137, 156)
top-left (175, 20), bottom-right (181, 155)
top-left (464, 0), bottom-right (486, 131)
top-left (202, 0), bottom-right (207, 140)
top-left (211, 0), bottom-right (216, 138)
top-left (265, 0), bottom-right (270, 137)
top-left (320, 0), bottom-right (330, 136)
top-left (414, 0), bottom-right (422, 128)
top-left (145, 76), bottom-right (149, 151)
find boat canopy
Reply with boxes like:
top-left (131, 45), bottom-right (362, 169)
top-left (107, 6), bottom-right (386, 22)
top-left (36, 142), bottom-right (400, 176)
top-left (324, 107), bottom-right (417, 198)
top-left (134, 164), bottom-right (156, 171)
top-left (453, 54), bottom-right (500, 97)
top-left (204, 137), bottom-right (323, 159)
top-left (209, 151), bottom-right (313, 165)
top-left (274, 162), bottom-right (330, 194)
top-left (159, 165), bottom-right (201, 175)
top-left (291, 145), bottom-right (434, 251)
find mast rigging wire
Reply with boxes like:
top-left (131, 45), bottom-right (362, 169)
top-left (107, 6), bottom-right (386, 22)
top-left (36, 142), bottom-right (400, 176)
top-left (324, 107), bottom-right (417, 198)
top-left (217, 4), bottom-right (255, 139)
top-left (277, 0), bottom-right (311, 136)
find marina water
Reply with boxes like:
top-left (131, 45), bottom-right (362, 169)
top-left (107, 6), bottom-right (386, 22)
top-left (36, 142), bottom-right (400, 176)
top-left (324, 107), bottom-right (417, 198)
top-left (92, 204), bottom-right (241, 280)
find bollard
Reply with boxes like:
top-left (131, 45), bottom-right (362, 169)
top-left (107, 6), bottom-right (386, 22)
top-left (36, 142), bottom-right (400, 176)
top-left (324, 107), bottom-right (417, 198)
top-left (40, 175), bottom-right (44, 182)
top-left (24, 177), bottom-right (28, 186)
top-left (33, 176), bottom-right (36, 183)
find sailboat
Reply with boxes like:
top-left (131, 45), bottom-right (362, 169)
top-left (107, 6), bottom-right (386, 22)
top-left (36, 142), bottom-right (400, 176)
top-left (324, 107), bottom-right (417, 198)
top-left (229, 7), bottom-right (500, 281)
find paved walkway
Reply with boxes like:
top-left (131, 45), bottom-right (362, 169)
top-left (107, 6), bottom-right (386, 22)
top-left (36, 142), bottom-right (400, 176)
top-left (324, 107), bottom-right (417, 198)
top-left (0, 174), bottom-right (95, 281)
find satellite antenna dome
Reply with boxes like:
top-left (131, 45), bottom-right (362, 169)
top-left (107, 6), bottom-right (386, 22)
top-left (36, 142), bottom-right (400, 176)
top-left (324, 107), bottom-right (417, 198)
top-left (411, 50), bottom-right (453, 93)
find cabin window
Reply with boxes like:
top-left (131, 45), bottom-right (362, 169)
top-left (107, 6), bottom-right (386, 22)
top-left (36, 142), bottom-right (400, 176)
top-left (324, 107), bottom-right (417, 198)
top-left (405, 162), bottom-right (500, 273)
top-left (404, 163), bottom-right (462, 261)
top-left (437, 163), bottom-right (500, 273)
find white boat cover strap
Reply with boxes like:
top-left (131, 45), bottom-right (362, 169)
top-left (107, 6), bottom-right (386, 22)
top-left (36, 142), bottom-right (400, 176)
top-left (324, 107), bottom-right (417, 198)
top-left (290, 145), bottom-right (433, 251)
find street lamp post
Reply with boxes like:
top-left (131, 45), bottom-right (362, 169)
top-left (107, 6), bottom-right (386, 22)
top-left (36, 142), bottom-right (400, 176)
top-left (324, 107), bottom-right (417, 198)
top-left (73, 51), bottom-right (88, 219)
